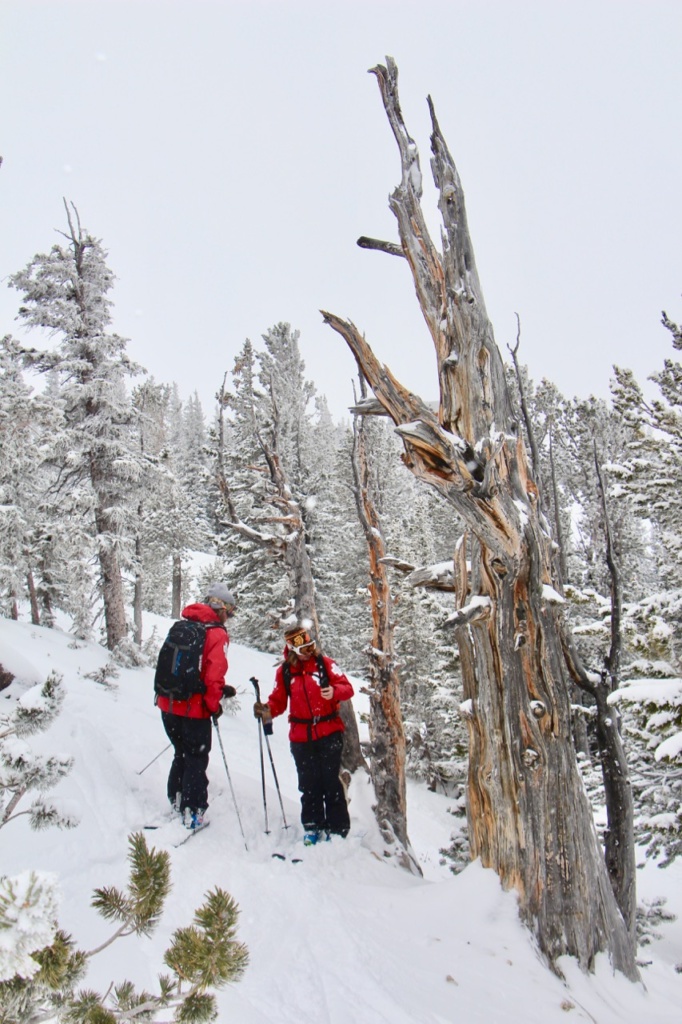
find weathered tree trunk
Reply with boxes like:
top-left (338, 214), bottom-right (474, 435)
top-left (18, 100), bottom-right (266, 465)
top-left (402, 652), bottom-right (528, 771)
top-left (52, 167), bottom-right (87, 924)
top-left (510, 363), bottom-right (590, 763)
top-left (323, 57), bottom-right (637, 978)
top-left (351, 401), bottom-right (420, 872)
top-left (40, 591), bottom-right (54, 629)
top-left (593, 445), bottom-right (636, 936)
top-left (508, 317), bottom-right (540, 482)
top-left (96, 542), bottom-right (127, 651)
top-left (548, 422), bottom-right (568, 585)
top-left (338, 702), bottom-right (366, 774)
top-left (27, 570), bottom-right (40, 626)
top-left (283, 518), bottom-right (318, 631)
top-left (133, 530), bottom-right (143, 647)
top-left (94, 502), bottom-right (127, 652)
top-left (171, 553), bottom-right (182, 619)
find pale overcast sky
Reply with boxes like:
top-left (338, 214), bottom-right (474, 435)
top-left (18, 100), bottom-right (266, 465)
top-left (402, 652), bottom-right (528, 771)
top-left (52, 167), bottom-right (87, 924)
top-left (2, 0), bottom-right (681, 420)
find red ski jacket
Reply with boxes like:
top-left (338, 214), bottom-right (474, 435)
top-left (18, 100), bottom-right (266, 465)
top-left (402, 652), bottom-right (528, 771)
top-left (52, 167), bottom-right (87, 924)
top-left (155, 603), bottom-right (229, 719)
top-left (267, 652), bottom-right (354, 744)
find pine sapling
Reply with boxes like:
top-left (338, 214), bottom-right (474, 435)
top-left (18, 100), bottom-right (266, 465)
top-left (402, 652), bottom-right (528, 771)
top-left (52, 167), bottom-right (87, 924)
top-left (0, 832), bottom-right (248, 1023)
top-left (87, 832), bottom-right (171, 954)
top-left (0, 672), bottom-right (78, 832)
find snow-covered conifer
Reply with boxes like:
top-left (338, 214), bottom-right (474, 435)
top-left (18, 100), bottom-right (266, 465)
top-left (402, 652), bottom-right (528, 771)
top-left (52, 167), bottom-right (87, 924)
top-left (0, 832), bottom-right (248, 1023)
top-left (0, 672), bottom-right (77, 832)
top-left (612, 311), bottom-right (682, 589)
top-left (0, 870), bottom-right (60, 982)
top-left (9, 203), bottom-right (144, 651)
top-left (0, 336), bottom-right (40, 619)
top-left (213, 325), bottom-right (322, 647)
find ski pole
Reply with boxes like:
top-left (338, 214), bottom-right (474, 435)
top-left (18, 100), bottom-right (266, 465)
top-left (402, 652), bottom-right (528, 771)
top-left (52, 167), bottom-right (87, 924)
top-left (250, 677), bottom-right (289, 829)
top-left (136, 742), bottom-right (172, 776)
top-left (250, 679), bottom-right (270, 834)
top-left (212, 718), bottom-right (248, 851)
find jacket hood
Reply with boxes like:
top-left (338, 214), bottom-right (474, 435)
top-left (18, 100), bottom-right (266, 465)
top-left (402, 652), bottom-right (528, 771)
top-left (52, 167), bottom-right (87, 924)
top-left (182, 602), bottom-right (222, 625)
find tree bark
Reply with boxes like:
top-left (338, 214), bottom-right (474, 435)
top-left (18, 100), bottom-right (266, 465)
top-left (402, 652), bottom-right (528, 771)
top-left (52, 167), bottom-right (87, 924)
top-left (322, 57), bottom-right (637, 978)
top-left (508, 316), bottom-right (540, 482)
top-left (132, 518), bottom-right (143, 647)
top-left (27, 570), bottom-right (40, 626)
top-left (90, 444), bottom-right (128, 652)
top-left (548, 422), bottom-right (568, 585)
top-left (95, 509), bottom-right (127, 651)
top-left (351, 400), bottom-right (420, 873)
top-left (592, 445), bottom-right (636, 937)
top-left (171, 553), bottom-right (182, 619)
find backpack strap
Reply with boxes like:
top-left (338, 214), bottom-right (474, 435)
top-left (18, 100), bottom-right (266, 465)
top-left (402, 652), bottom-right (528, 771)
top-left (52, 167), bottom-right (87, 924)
top-left (282, 654), bottom-right (328, 697)
top-left (316, 654), bottom-right (328, 685)
top-left (285, 654), bottom-right (339, 740)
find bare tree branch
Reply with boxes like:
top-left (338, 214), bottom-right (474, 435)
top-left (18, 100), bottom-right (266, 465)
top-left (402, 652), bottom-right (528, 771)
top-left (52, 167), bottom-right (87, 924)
top-left (357, 236), bottom-right (405, 257)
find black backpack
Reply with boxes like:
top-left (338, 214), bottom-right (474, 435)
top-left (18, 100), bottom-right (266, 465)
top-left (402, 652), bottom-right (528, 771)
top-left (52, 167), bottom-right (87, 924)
top-left (154, 620), bottom-right (223, 702)
top-left (282, 654), bottom-right (329, 697)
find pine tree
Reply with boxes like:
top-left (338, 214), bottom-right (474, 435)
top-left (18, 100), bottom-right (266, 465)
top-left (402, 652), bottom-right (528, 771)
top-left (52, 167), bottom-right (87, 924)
top-left (213, 326), bottom-right (321, 641)
top-left (612, 310), bottom-right (682, 589)
top-left (314, 421), bottom-right (370, 673)
top-left (0, 671), bottom-right (78, 832)
top-left (0, 336), bottom-right (42, 619)
top-left (0, 833), bottom-right (248, 1023)
top-left (210, 342), bottom-right (287, 652)
top-left (610, 591), bottom-right (682, 866)
top-left (131, 381), bottom-right (211, 626)
top-left (9, 202), bottom-right (144, 651)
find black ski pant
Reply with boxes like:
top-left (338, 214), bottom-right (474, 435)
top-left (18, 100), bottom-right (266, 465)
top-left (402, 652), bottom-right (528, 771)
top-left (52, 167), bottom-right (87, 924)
top-left (290, 731), bottom-right (350, 836)
top-left (162, 712), bottom-right (212, 813)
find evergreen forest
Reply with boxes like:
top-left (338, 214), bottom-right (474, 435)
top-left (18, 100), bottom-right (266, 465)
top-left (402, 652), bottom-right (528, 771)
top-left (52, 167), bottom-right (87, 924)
top-left (1, 59), bottom-right (681, 1009)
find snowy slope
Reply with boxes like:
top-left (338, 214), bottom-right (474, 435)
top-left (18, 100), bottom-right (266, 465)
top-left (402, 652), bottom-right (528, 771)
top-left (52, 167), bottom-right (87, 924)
top-left (2, 616), bottom-right (681, 1024)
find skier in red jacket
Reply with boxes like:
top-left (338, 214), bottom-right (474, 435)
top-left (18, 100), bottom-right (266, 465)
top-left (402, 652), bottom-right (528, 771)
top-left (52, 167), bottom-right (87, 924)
top-left (254, 624), bottom-right (354, 844)
top-left (156, 583), bottom-right (237, 829)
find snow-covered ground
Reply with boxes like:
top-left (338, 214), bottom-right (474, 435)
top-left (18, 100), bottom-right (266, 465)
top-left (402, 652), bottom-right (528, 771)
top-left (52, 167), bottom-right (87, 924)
top-left (2, 615), bottom-right (681, 1023)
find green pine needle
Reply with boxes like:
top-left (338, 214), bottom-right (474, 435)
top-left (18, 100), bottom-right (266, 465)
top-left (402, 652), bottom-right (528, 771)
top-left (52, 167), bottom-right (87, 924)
top-left (164, 888), bottom-right (249, 989)
top-left (91, 834), bottom-right (171, 936)
top-left (62, 989), bottom-right (118, 1023)
top-left (176, 991), bottom-right (217, 1023)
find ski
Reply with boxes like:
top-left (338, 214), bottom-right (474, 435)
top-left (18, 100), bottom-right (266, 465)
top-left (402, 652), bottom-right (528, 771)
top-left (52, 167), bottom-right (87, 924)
top-left (173, 821), bottom-right (211, 846)
top-left (142, 821), bottom-right (210, 847)
top-left (272, 852), bottom-right (302, 863)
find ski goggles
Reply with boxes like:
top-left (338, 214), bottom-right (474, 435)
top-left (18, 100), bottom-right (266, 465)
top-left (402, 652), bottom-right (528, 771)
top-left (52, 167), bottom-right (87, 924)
top-left (286, 631), bottom-right (315, 657)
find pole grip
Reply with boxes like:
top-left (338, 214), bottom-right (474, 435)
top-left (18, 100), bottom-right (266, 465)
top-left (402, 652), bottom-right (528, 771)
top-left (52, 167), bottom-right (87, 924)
top-left (251, 676), bottom-right (273, 734)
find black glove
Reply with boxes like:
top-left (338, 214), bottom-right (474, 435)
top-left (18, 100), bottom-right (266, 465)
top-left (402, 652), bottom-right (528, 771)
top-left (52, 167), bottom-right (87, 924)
top-left (223, 685), bottom-right (237, 699)
top-left (211, 706), bottom-right (223, 724)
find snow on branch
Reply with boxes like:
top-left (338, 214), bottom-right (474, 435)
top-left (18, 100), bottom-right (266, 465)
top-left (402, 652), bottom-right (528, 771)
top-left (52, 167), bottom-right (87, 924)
top-left (405, 561), bottom-right (457, 592)
top-left (443, 595), bottom-right (491, 629)
top-left (0, 870), bottom-right (60, 981)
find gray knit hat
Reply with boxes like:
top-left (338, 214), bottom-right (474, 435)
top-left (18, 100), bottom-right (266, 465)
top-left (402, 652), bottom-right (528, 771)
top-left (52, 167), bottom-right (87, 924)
top-left (203, 582), bottom-right (236, 611)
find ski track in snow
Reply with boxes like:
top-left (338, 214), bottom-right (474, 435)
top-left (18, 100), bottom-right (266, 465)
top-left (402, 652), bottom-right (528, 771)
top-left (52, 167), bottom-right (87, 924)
top-left (1, 616), bottom-right (681, 1023)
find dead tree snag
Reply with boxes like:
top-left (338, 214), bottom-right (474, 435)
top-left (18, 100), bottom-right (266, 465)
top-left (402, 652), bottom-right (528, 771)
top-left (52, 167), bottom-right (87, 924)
top-left (323, 57), bottom-right (637, 978)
